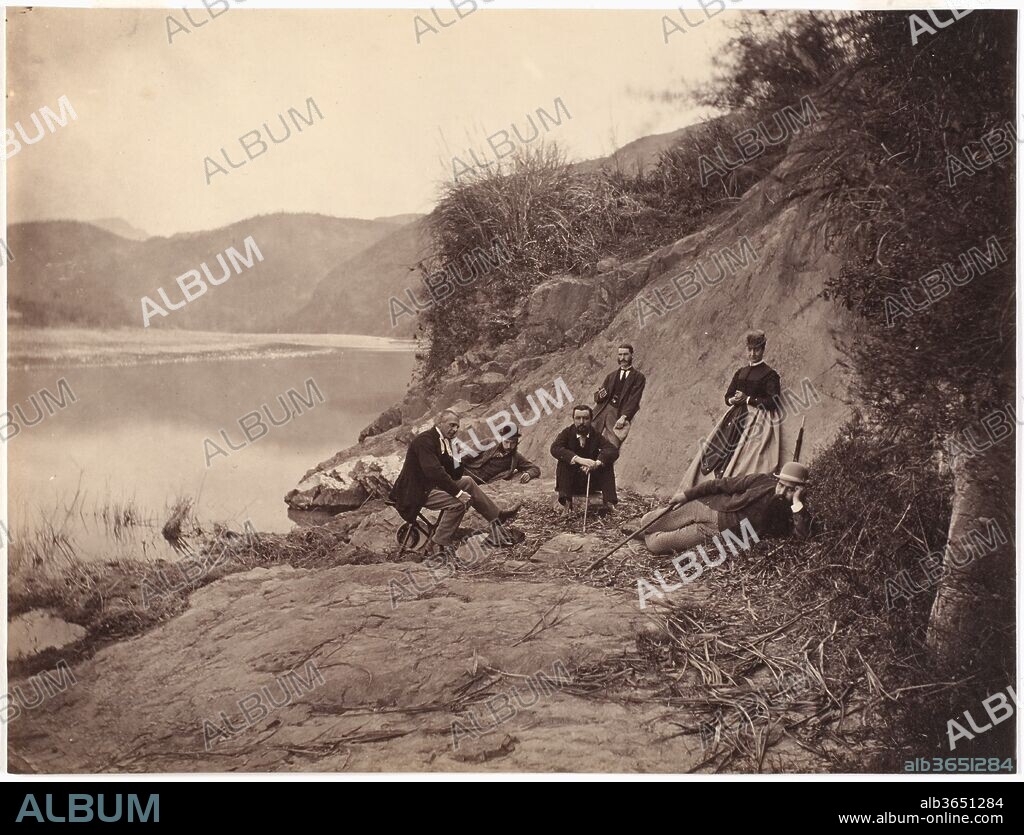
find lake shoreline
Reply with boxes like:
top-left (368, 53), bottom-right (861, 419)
top-left (7, 325), bottom-right (416, 368)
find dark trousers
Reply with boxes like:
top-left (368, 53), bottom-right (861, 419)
top-left (557, 465), bottom-right (617, 505)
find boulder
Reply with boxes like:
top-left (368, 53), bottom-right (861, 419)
top-left (480, 360), bottom-right (508, 375)
top-left (400, 393), bottom-right (431, 422)
top-left (464, 371), bottom-right (508, 404)
top-left (285, 472), bottom-right (366, 512)
top-left (508, 356), bottom-right (546, 378)
top-left (359, 405), bottom-right (402, 443)
top-left (490, 344), bottom-right (518, 367)
top-left (285, 454), bottom-right (404, 512)
top-left (437, 376), bottom-right (480, 407)
top-left (464, 349), bottom-right (493, 367)
top-left (520, 276), bottom-right (596, 351)
top-left (348, 506), bottom-right (406, 553)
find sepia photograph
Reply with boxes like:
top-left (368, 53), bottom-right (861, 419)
top-left (1, 0), bottom-right (1018, 795)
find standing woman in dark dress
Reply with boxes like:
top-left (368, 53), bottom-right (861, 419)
top-left (681, 330), bottom-right (784, 488)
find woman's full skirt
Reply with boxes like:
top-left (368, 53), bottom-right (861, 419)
top-left (679, 404), bottom-right (783, 490)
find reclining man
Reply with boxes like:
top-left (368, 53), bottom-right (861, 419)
top-left (550, 405), bottom-right (620, 514)
top-left (634, 462), bottom-right (812, 555)
top-left (390, 409), bottom-right (519, 552)
top-left (461, 423), bottom-right (541, 485)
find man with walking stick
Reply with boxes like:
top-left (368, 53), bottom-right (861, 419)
top-left (550, 405), bottom-right (619, 518)
top-left (586, 422), bottom-right (810, 572)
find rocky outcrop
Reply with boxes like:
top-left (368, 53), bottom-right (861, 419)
top-left (435, 370), bottom-right (509, 408)
top-left (508, 356), bottom-right (546, 378)
top-left (519, 275), bottom-right (596, 352)
top-left (285, 455), bottom-right (403, 512)
top-left (358, 405), bottom-right (402, 443)
top-left (8, 557), bottom-right (716, 772)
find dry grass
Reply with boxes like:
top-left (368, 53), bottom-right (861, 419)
top-left (416, 422), bottom-right (986, 773)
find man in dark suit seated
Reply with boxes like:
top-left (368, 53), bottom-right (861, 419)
top-left (461, 423), bottom-right (541, 485)
top-left (390, 409), bottom-right (518, 551)
top-left (550, 405), bottom-right (620, 514)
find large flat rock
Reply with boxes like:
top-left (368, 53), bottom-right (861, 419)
top-left (9, 561), bottom-right (702, 773)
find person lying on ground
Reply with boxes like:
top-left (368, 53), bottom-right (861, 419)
top-left (550, 404), bottom-right (620, 514)
top-left (461, 423), bottom-right (541, 485)
top-left (629, 462), bottom-right (812, 556)
top-left (390, 409), bottom-right (520, 550)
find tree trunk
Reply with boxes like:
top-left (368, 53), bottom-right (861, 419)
top-left (926, 432), bottom-right (1015, 674)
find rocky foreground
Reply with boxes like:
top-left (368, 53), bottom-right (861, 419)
top-left (9, 480), bottom-right (861, 774)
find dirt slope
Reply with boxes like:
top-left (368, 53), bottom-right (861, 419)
top-left (302, 127), bottom-right (859, 498)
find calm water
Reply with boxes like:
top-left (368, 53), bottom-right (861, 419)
top-left (5, 336), bottom-right (416, 562)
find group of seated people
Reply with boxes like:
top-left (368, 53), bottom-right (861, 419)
top-left (388, 330), bottom-right (812, 559)
top-left (388, 406), bottom-right (606, 552)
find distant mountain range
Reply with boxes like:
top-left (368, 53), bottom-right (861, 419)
top-left (7, 122), bottom-right (714, 337)
top-left (88, 217), bottom-right (153, 241)
top-left (573, 123), bottom-right (708, 175)
top-left (6, 213), bottom-right (424, 335)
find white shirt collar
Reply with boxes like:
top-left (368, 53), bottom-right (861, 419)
top-left (436, 426), bottom-right (451, 452)
top-left (748, 359), bottom-right (765, 366)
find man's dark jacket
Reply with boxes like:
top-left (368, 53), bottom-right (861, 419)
top-left (594, 367), bottom-right (647, 422)
top-left (550, 426), bottom-right (619, 498)
top-left (462, 444), bottom-right (541, 484)
top-left (680, 472), bottom-right (812, 540)
top-left (390, 427), bottom-right (463, 523)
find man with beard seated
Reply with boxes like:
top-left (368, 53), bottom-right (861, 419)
top-left (634, 462), bottom-right (812, 555)
top-left (550, 404), bottom-right (620, 514)
top-left (461, 424), bottom-right (541, 485)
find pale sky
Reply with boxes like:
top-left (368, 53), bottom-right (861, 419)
top-left (6, 7), bottom-right (734, 236)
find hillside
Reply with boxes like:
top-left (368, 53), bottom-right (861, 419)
top-left (286, 218), bottom-right (431, 338)
top-left (89, 217), bottom-right (152, 241)
top-left (292, 120), bottom-right (856, 503)
top-left (6, 213), bottom-right (402, 333)
top-left (574, 122), bottom-right (710, 176)
top-left (372, 213), bottom-right (426, 226)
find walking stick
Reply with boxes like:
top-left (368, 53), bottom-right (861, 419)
top-left (583, 501), bottom-right (681, 573)
top-left (582, 470), bottom-right (592, 534)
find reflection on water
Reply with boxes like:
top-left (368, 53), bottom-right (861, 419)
top-left (9, 610), bottom-right (87, 661)
top-left (7, 341), bottom-right (416, 560)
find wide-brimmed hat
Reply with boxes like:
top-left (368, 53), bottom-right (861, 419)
top-left (777, 461), bottom-right (809, 486)
top-left (746, 329), bottom-right (767, 349)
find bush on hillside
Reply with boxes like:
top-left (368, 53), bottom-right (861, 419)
top-left (420, 113), bottom-right (800, 376)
